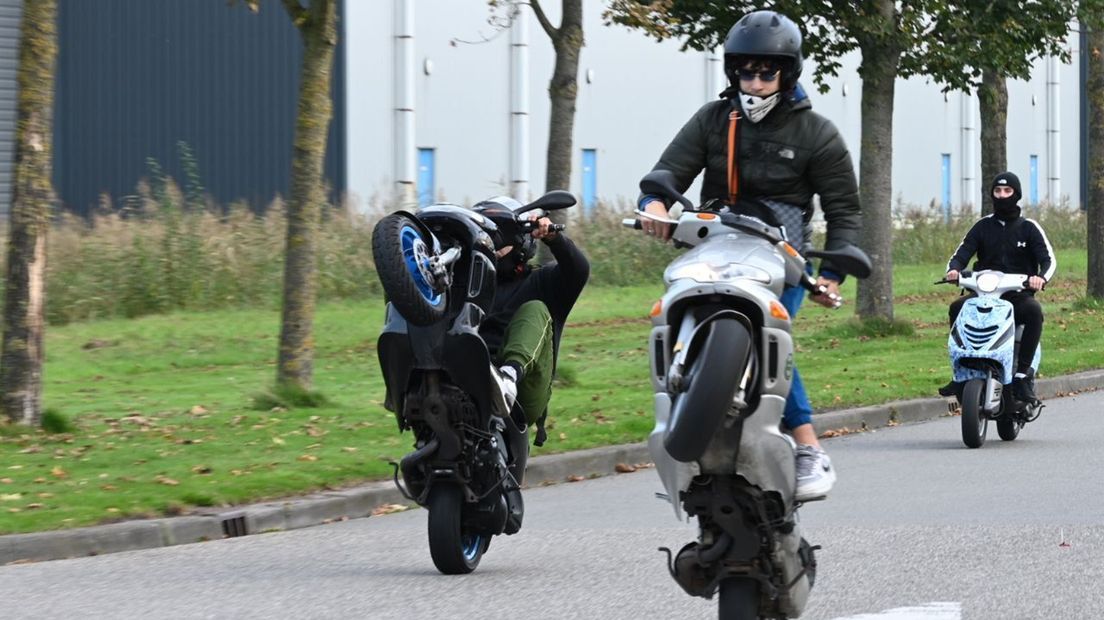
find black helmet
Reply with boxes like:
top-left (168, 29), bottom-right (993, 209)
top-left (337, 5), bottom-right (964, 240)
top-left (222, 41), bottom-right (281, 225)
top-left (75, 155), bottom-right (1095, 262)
top-left (471, 196), bottom-right (536, 280)
top-left (723, 10), bottom-right (803, 92)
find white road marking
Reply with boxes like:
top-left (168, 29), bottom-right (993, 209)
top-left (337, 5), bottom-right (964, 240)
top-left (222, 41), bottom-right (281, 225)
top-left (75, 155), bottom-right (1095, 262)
top-left (833, 602), bottom-right (962, 620)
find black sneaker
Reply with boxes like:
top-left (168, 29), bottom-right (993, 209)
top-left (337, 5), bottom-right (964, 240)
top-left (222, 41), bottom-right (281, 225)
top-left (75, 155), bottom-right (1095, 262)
top-left (938, 380), bottom-right (963, 398)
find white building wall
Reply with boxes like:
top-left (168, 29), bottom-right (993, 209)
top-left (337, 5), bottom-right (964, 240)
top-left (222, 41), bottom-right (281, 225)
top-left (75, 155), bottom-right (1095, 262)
top-left (345, 1), bottom-right (1085, 213)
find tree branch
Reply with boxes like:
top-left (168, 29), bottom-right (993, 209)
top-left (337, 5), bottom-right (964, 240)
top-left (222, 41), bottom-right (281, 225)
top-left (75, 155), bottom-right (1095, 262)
top-left (282, 0), bottom-right (310, 29)
top-left (527, 0), bottom-right (558, 40)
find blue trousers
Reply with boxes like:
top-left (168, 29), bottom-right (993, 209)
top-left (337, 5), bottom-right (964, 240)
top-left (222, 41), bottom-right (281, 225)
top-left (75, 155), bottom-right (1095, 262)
top-left (780, 284), bottom-right (813, 429)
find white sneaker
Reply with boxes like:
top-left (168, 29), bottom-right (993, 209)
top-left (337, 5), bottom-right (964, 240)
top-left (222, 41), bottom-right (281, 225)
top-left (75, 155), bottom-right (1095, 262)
top-left (489, 364), bottom-right (518, 416)
top-left (795, 444), bottom-right (835, 502)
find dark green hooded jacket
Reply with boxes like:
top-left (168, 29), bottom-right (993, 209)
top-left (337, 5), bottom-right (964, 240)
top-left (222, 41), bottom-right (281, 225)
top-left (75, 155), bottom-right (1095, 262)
top-left (643, 87), bottom-right (861, 279)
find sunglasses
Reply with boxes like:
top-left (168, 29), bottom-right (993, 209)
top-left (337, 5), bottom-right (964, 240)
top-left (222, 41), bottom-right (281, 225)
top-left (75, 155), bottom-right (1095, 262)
top-left (737, 68), bottom-right (780, 82)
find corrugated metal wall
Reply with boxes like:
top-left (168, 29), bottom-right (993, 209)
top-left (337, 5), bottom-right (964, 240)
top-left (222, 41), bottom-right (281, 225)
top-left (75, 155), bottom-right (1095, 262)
top-left (54, 0), bottom-right (345, 215)
top-left (0, 0), bottom-right (21, 216)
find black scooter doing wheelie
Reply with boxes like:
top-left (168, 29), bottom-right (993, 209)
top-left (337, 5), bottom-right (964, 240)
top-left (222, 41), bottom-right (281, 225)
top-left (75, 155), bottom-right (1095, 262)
top-left (372, 191), bottom-right (574, 574)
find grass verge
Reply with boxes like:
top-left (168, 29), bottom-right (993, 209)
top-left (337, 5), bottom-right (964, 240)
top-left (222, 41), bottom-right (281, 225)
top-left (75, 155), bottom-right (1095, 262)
top-left (0, 250), bottom-right (1100, 533)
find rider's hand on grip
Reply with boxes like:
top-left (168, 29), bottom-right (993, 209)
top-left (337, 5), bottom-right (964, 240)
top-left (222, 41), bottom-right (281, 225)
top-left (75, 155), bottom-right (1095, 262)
top-left (809, 277), bottom-right (843, 309)
top-left (640, 200), bottom-right (673, 242)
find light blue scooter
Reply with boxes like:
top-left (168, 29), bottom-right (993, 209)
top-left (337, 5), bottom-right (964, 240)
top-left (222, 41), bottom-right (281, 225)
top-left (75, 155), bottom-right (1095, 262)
top-left (942, 270), bottom-right (1043, 448)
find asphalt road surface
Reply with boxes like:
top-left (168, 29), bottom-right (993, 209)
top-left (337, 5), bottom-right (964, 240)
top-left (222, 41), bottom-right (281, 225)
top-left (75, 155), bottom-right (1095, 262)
top-left (3, 390), bottom-right (1102, 619)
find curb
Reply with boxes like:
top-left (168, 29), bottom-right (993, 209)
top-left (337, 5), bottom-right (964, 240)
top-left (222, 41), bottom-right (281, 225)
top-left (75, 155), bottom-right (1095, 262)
top-left (4, 368), bottom-right (1102, 565)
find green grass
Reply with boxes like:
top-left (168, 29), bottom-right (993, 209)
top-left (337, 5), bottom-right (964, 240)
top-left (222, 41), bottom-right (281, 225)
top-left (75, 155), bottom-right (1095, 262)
top-left (0, 249), bottom-right (1100, 534)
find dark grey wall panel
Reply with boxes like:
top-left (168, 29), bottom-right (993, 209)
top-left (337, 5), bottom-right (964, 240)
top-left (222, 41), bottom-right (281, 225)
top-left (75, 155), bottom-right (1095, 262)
top-left (54, 0), bottom-right (345, 215)
top-left (0, 0), bottom-right (20, 216)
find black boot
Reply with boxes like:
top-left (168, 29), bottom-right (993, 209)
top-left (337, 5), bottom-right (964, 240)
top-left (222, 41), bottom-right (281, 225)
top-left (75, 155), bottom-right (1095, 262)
top-left (938, 380), bottom-right (964, 398)
top-left (1013, 370), bottom-right (1038, 404)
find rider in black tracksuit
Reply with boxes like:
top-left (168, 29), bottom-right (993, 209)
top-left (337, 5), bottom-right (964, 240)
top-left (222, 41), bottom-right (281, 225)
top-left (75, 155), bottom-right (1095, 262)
top-left (940, 171), bottom-right (1056, 403)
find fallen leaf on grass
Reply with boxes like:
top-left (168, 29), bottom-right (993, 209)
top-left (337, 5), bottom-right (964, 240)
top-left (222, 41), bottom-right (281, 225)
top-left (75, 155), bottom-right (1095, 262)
top-left (271, 437), bottom-right (286, 446)
top-left (24, 503), bottom-right (44, 510)
top-left (191, 465), bottom-right (213, 475)
top-left (50, 466), bottom-right (68, 479)
top-left (190, 405), bottom-right (209, 415)
top-left (155, 476), bottom-right (180, 486)
top-left (1, 493), bottom-right (22, 501)
top-left (371, 503), bottom-right (411, 516)
top-left (106, 507), bottom-right (120, 513)
top-left (100, 484), bottom-right (117, 491)
top-left (341, 447), bottom-right (358, 453)
top-left (0, 478), bottom-right (12, 484)
top-left (297, 454), bottom-right (318, 462)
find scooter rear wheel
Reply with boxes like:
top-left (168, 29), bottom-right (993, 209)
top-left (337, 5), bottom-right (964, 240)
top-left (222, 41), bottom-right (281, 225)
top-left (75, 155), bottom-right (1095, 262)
top-left (996, 416), bottom-right (1022, 441)
top-left (718, 577), bottom-right (760, 619)
top-left (960, 379), bottom-right (988, 449)
top-left (427, 483), bottom-right (486, 574)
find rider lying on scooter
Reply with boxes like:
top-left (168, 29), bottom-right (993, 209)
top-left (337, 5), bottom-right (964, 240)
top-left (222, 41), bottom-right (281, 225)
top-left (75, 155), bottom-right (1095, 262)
top-left (473, 197), bottom-right (590, 448)
top-left (939, 171), bottom-right (1055, 404)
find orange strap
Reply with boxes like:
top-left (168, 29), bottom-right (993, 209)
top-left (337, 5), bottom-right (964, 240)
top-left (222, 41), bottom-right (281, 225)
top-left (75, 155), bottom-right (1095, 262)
top-left (727, 109), bottom-right (741, 205)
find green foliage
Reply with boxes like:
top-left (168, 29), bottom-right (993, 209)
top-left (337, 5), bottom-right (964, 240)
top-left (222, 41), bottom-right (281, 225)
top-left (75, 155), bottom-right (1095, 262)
top-left (605, 0), bottom-right (946, 93)
top-left (918, 1), bottom-right (1081, 92)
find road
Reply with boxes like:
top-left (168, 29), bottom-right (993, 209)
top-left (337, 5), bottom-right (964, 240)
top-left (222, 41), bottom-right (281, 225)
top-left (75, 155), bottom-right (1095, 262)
top-left (2, 390), bottom-right (1102, 619)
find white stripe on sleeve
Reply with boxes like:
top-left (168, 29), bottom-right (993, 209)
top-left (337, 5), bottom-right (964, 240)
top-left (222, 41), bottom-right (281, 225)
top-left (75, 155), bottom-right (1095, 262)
top-left (1025, 218), bottom-right (1056, 281)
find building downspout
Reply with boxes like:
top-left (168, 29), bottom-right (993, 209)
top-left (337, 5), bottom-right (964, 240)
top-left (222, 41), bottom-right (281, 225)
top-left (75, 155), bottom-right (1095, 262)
top-left (1047, 54), bottom-right (1061, 204)
top-left (961, 91), bottom-right (977, 213)
top-left (705, 46), bottom-right (724, 103)
top-left (510, 4), bottom-right (530, 202)
top-left (394, 0), bottom-right (416, 207)
top-left (1080, 21), bottom-right (1089, 211)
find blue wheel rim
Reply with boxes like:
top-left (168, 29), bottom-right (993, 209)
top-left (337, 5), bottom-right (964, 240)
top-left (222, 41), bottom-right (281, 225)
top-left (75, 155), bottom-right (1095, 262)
top-left (400, 225), bottom-right (443, 306)
top-left (462, 533), bottom-right (483, 562)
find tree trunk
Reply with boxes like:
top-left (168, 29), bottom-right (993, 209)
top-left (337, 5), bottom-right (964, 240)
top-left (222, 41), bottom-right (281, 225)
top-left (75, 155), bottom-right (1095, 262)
top-left (977, 69), bottom-right (1008, 215)
top-left (544, 0), bottom-right (582, 195)
top-left (276, 0), bottom-right (337, 390)
top-left (532, 0), bottom-right (583, 265)
top-left (855, 27), bottom-right (899, 323)
top-left (1, 0), bottom-right (58, 427)
top-left (1089, 29), bottom-right (1104, 299)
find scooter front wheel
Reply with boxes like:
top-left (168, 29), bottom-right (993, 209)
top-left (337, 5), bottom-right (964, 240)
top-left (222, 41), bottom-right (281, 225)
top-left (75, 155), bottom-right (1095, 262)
top-left (372, 213), bottom-right (447, 326)
top-left (960, 379), bottom-right (988, 449)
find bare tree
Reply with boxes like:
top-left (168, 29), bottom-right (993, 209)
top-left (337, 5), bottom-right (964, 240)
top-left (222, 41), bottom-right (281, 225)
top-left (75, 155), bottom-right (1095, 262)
top-left (1, 0), bottom-right (59, 426)
top-left (237, 0), bottom-right (339, 390)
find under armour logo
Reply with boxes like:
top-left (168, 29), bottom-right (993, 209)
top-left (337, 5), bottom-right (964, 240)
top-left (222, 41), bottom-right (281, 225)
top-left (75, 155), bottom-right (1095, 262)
top-left (1017, 241), bottom-right (1027, 247)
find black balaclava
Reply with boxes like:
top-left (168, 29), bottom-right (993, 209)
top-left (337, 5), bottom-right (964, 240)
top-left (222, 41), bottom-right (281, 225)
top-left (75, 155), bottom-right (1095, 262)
top-left (991, 171), bottom-right (1022, 221)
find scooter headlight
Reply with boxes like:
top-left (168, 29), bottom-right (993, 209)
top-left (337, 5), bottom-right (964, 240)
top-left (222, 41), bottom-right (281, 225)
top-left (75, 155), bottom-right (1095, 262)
top-left (976, 272), bottom-right (1001, 293)
top-left (666, 263), bottom-right (771, 284)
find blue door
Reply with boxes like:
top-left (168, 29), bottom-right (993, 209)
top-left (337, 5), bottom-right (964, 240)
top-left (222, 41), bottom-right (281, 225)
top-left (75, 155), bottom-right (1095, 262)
top-left (1029, 155), bottom-right (1039, 205)
top-left (581, 149), bottom-right (597, 216)
top-left (418, 148), bottom-right (435, 207)
top-left (941, 154), bottom-right (951, 222)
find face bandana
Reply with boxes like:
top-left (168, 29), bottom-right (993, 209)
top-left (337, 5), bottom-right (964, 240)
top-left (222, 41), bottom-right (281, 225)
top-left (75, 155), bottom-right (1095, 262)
top-left (739, 91), bottom-right (781, 123)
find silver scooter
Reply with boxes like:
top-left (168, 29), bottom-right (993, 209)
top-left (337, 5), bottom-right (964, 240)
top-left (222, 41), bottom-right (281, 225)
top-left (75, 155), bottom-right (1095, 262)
top-left (625, 171), bottom-right (871, 619)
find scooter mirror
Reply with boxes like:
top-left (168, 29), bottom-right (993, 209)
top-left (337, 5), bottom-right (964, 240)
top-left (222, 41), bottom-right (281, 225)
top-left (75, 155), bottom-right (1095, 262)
top-left (639, 170), bottom-right (694, 212)
top-left (520, 190), bottom-right (576, 214)
top-left (806, 244), bottom-right (873, 279)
